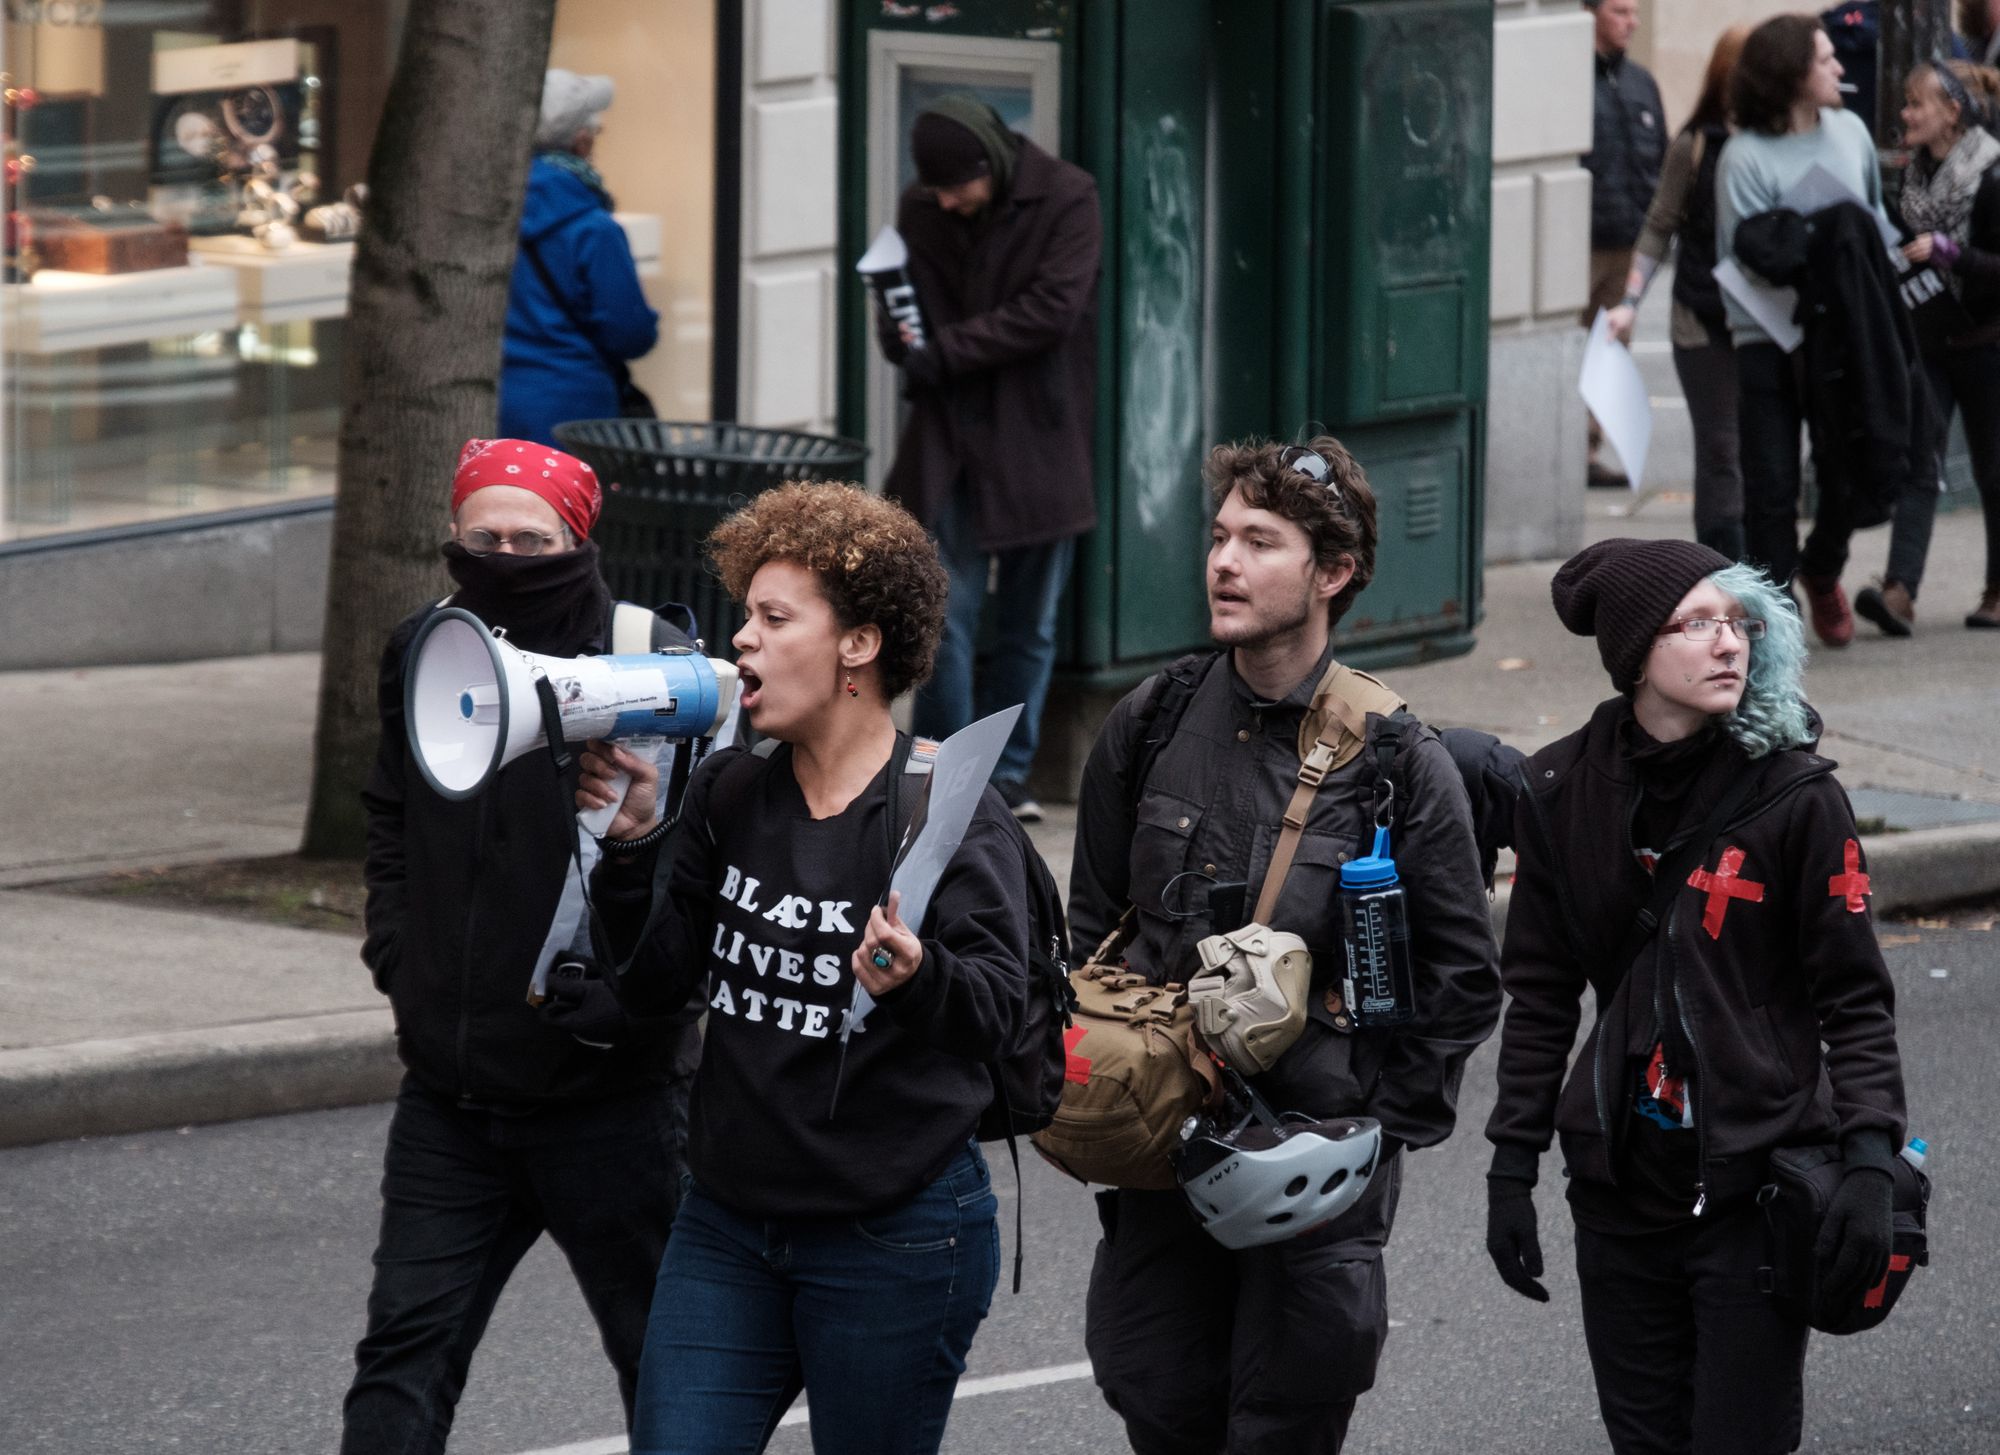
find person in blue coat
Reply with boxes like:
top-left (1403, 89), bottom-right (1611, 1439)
top-left (500, 69), bottom-right (658, 447)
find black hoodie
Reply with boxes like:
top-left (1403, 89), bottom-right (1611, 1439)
top-left (360, 578), bottom-right (700, 1107)
top-left (1487, 697), bottom-right (1905, 1222)
top-left (596, 738), bottom-right (1031, 1219)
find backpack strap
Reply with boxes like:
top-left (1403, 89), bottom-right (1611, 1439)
top-left (750, 732), bottom-right (935, 775)
top-left (1127, 651), bottom-right (1220, 811)
top-left (1251, 662), bottom-right (1405, 926)
top-left (520, 230), bottom-right (638, 395)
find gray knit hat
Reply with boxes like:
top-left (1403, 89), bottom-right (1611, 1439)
top-left (536, 69), bottom-right (614, 151)
top-left (1551, 537), bottom-right (1732, 691)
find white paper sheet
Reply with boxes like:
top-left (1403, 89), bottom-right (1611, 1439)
top-left (1781, 163), bottom-right (1900, 249)
top-left (1713, 258), bottom-right (1804, 353)
top-left (843, 704), bottom-right (1023, 1039)
top-left (1577, 310), bottom-right (1654, 491)
top-left (855, 224), bottom-right (910, 274)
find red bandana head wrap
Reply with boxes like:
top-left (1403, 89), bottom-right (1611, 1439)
top-left (449, 438), bottom-right (602, 539)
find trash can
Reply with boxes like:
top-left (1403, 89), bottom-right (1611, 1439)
top-left (553, 419), bottom-right (868, 646)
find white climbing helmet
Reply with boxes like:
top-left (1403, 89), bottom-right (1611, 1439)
top-left (1173, 1110), bottom-right (1382, 1249)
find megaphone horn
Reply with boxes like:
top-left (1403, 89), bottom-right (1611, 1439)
top-left (404, 606), bottom-right (739, 801)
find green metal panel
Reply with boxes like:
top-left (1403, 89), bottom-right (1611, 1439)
top-left (1315, 0), bottom-right (1492, 423)
top-left (1108, 0), bottom-right (1213, 662)
top-left (1207, 1), bottom-right (1281, 441)
top-left (1329, 413), bottom-right (1477, 654)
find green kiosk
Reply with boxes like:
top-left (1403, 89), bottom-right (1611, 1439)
top-left (838, 0), bottom-right (1493, 790)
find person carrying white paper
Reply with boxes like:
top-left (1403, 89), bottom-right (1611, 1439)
top-left (1715, 15), bottom-right (1893, 645)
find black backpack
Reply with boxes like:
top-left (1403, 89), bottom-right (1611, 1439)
top-left (977, 822), bottom-right (1078, 1146)
top-left (1131, 651), bottom-right (1524, 889)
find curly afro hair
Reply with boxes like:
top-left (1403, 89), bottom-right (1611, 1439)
top-left (706, 482), bottom-right (949, 700)
top-left (1204, 434), bottom-right (1379, 629)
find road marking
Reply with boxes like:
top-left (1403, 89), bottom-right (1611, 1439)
top-left (503, 1360), bottom-right (1096, 1454)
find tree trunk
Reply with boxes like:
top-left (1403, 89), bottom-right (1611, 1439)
top-left (299, 0), bottom-right (557, 859)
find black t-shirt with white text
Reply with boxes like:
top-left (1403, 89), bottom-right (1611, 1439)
top-left (600, 741), bottom-right (1030, 1219)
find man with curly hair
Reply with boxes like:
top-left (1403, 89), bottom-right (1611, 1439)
top-left (1067, 436), bottom-right (1502, 1453)
top-left (879, 94), bottom-right (1101, 822)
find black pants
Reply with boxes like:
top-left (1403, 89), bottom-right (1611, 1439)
top-left (1735, 341), bottom-right (1855, 588)
top-left (1671, 341), bottom-right (1745, 560)
top-left (1870, 343), bottom-right (2000, 595)
top-left (1084, 1153), bottom-right (1401, 1455)
top-left (1575, 1204), bottom-right (1810, 1455)
top-left (340, 1075), bottom-right (689, 1454)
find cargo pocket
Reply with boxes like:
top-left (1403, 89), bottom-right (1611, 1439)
top-left (1131, 792), bottom-right (1206, 955)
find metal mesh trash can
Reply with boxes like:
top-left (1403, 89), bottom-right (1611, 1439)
top-left (553, 420), bottom-right (867, 645)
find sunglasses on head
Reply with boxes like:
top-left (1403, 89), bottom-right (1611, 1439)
top-left (1278, 446), bottom-right (1341, 498)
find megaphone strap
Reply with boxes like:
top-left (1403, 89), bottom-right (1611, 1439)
top-left (530, 675), bottom-right (574, 774)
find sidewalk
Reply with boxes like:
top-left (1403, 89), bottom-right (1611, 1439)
top-left (4, 493), bottom-right (1998, 1147)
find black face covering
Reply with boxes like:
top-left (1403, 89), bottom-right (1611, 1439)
top-left (441, 538), bottom-right (612, 658)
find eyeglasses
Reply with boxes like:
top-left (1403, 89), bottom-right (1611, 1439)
top-left (1278, 446), bottom-right (1341, 498)
top-left (457, 527), bottom-right (570, 557)
top-left (1655, 616), bottom-right (1767, 641)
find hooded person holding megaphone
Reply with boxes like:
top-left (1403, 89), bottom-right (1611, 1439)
top-left (339, 439), bottom-right (703, 1453)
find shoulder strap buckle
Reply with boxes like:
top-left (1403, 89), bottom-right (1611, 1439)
top-left (1295, 739), bottom-right (1338, 791)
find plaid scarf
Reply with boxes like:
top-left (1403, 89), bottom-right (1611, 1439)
top-left (1902, 125), bottom-right (2000, 294)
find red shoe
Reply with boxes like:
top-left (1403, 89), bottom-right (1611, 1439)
top-left (1801, 574), bottom-right (1854, 647)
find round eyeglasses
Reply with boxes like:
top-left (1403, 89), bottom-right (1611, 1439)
top-left (1655, 616), bottom-right (1766, 641)
top-left (456, 527), bottom-right (569, 557)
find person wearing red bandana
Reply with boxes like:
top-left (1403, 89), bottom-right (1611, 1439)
top-left (1483, 538), bottom-right (1908, 1455)
top-left (340, 439), bottom-right (700, 1452)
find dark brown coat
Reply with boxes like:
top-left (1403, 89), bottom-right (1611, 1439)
top-left (886, 137), bottom-right (1101, 552)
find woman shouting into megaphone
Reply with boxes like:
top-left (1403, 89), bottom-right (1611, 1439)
top-left (578, 481), bottom-right (1035, 1455)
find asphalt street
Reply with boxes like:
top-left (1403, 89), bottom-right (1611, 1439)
top-left (5, 931), bottom-right (1994, 1455)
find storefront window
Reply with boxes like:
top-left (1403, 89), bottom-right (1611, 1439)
top-left (2, 1), bottom-right (392, 540)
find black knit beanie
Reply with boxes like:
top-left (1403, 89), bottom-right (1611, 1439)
top-left (1551, 537), bottom-right (1732, 692)
top-left (911, 111), bottom-right (991, 187)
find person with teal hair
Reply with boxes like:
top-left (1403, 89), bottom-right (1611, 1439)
top-left (1483, 537), bottom-right (1908, 1455)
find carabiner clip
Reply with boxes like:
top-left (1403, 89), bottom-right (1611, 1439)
top-left (1373, 778), bottom-right (1396, 831)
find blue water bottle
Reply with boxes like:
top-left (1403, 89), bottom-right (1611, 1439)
top-left (1339, 825), bottom-right (1416, 1027)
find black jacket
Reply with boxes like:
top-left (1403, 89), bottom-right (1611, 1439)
top-left (1069, 650), bottom-right (1501, 1152)
top-left (1670, 123), bottom-right (1729, 333)
top-left (1942, 162), bottom-right (2000, 347)
top-left (1586, 52), bottom-right (1667, 250)
top-left (1487, 699), bottom-right (1906, 1215)
top-left (1736, 201), bottom-right (1934, 528)
top-left (361, 598), bottom-right (701, 1106)
top-left (597, 738), bottom-right (1031, 1219)
top-left (885, 137), bottom-right (1101, 552)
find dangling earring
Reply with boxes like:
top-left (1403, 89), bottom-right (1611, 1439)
top-left (846, 670), bottom-right (859, 698)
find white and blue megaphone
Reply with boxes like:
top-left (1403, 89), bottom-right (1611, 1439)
top-left (403, 606), bottom-right (739, 805)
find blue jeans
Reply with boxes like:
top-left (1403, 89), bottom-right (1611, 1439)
top-left (629, 1141), bottom-right (1000, 1455)
top-left (913, 487), bottom-right (1076, 788)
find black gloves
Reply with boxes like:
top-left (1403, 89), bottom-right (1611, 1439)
top-left (1486, 1178), bottom-right (1550, 1302)
top-left (901, 343), bottom-right (946, 390)
top-left (1485, 1144), bottom-right (1549, 1302)
top-left (1815, 1165), bottom-right (1894, 1312)
top-left (537, 956), bottom-right (629, 1047)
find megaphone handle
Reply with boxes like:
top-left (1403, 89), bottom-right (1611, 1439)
top-left (576, 768), bottom-right (631, 840)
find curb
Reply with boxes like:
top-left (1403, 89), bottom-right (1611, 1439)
top-left (6, 825), bottom-right (1998, 1151)
top-left (0, 1009), bottom-right (400, 1150)
top-left (1487, 821), bottom-right (2000, 944)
